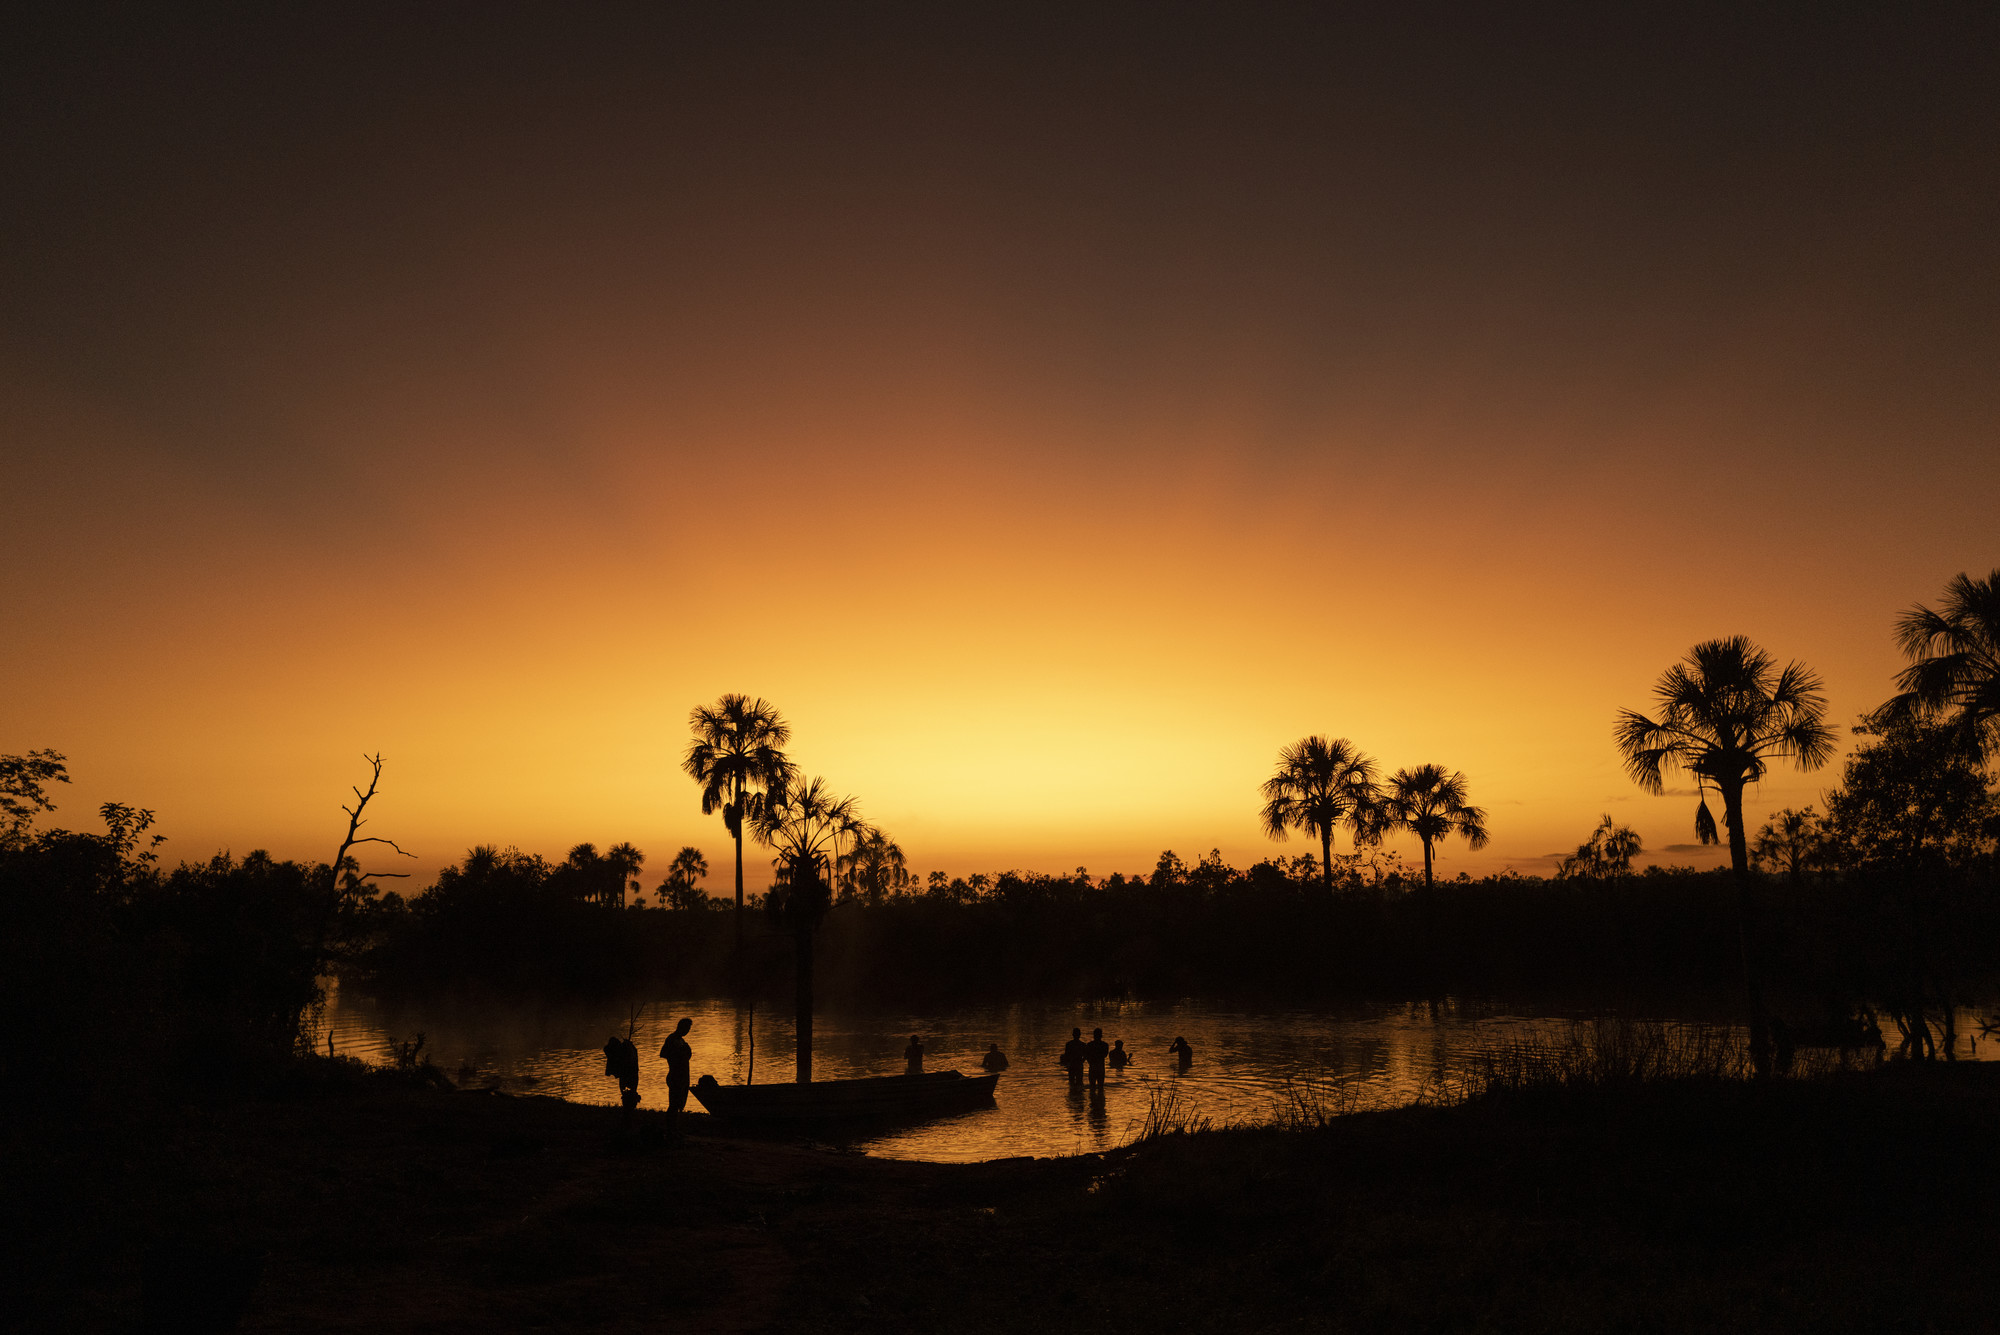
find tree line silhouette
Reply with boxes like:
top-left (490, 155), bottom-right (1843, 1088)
top-left (2, 569), bottom-right (1993, 1095)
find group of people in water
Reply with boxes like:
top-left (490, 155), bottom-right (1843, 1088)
top-left (913, 1029), bottom-right (1189, 1083)
top-left (1055, 1027), bottom-right (1193, 1085)
top-left (608, 1018), bottom-right (1193, 1108)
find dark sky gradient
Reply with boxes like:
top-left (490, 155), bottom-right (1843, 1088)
top-left (5, 3), bottom-right (1996, 880)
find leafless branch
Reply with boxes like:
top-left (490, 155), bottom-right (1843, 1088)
top-left (332, 753), bottom-right (416, 893)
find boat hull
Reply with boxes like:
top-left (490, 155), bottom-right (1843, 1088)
top-left (691, 1070), bottom-right (1000, 1123)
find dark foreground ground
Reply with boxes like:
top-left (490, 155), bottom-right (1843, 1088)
top-left (9, 1061), bottom-right (1997, 1333)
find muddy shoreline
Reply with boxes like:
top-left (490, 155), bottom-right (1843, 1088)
top-left (13, 1061), bottom-right (1998, 1332)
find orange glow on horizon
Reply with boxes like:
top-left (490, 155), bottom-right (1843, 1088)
top-left (4, 9), bottom-right (1994, 894)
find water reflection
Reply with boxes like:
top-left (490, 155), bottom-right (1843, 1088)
top-left (322, 987), bottom-right (1980, 1163)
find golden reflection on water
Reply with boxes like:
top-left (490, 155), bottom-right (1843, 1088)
top-left (321, 988), bottom-right (1992, 1163)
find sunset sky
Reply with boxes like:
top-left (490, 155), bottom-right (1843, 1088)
top-left (5, 4), bottom-right (1996, 891)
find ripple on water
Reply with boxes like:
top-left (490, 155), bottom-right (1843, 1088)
top-left (320, 989), bottom-right (1973, 1162)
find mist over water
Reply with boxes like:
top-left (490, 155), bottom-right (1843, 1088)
top-left (321, 987), bottom-right (1989, 1162)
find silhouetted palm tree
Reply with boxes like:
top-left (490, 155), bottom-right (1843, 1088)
top-left (752, 774), bottom-right (863, 1082)
top-left (1384, 765), bottom-right (1489, 891)
top-left (1752, 807), bottom-right (1823, 884)
top-left (1557, 814), bottom-right (1643, 879)
top-left (562, 842), bottom-right (603, 904)
top-left (604, 841), bottom-right (645, 908)
top-left (1615, 636), bottom-right (1835, 1069)
top-left (1260, 736), bottom-right (1383, 894)
top-left (657, 846), bottom-right (710, 909)
top-left (683, 695), bottom-right (793, 952)
top-left (1876, 568), bottom-right (2000, 748)
top-left (839, 826), bottom-right (910, 905)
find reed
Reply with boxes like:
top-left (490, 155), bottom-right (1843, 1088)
top-left (1271, 1075), bottom-right (1366, 1130)
top-left (1131, 1083), bottom-right (1214, 1143)
top-left (1435, 1018), bottom-right (1751, 1104)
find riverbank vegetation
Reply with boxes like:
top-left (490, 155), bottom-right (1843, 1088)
top-left (344, 686), bottom-right (1994, 1057)
top-left (12, 572), bottom-right (1988, 1089)
top-left (11, 1031), bottom-right (1996, 1332)
top-left (5, 699), bottom-right (1993, 1106)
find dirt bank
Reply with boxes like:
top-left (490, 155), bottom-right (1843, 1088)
top-left (10, 1061), bottom-right (1997, 1332)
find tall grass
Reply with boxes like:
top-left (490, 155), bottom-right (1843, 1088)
top-left (1272, 1076), bottom-right (1367, 1130)
top-left (1431, 1018), bottom-right (1750, 1104)
top-left (1131, 1083), bottom-right (1214, 1143)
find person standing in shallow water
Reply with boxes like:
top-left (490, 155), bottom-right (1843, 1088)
top-left (1084, 1027), bottom-right (1110, 1088)
top-left (1061, 1028), bottom-right (1085, 1085)
top-left (1108, 1039), bottom-right (1129, 1070)
top-left (981, 1043), bottom-right (1009, 1072)
top-left (904, 1034), bottom-right (925, 1075)
top-left (659, 1018), bottom-right (693, 1126)
top-left (1168, 1035), bottom-right (1194, 1068)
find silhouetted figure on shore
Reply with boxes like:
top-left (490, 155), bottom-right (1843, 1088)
top-left (1084, 1027), bottom-right (1110, 1088)
top-left (1061, 1028), bottom-right (1085, 1085)
top-left (1108, 1039), bottom-right (1129, 1070)
top-left (1168, 1036), bottom-right (1194, 1069)
top-left (605, 1033), bottom-right (641, 1095)
top-left (659, 1017), bottom-right (693, 1127)
top-left (981, 1043), bottom-right (1010, 1072)
top-left (905, 1034), bottom-right (925, 1075)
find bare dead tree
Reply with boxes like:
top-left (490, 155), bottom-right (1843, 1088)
top-left (332, 753), bottom-right (416, 897)
top-left (299, 755), bottom-right (417, 1055)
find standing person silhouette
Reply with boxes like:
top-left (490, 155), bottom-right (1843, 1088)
top-left (1168, 1035), bottom-right (1194, 1069)
top-left (981, 1043), bottom-right (1010, 1072)
top-left (1108, 1039), bottom-right (1130, 1070)
top-left (1084, 1028), bottom-right (1110, 1088)
top-left (659, 1018), bottom-right (693, 1128)
top-left (1060, 1028), bottom-right (1086, 1085)
top-left (904, 1034), bottom-right (925, 1075)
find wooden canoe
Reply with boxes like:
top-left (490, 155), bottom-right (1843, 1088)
top-left (691, 1070), bottom-right (1000, 1123)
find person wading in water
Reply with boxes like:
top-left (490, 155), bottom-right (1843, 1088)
top-left (1084, 1028), bottom-right (1110, 1089)
top-left (1061, 1028), bottom-right (1085, 1085)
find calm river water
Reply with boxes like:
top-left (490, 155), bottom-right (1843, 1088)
top-left (320, 987), bottom-right (1987, 1162)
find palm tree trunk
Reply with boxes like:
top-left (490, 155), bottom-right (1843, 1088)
top-left (795, 919), bottom-right (814, 1084)
top-left (1722, 781), bottom-right (1772, 1075)
top-left (1320, 828), bottom-right (1333, 895)
top-left (732, 783), bottom-right (745, 956)
top-left (1422, 837), bottom-right (1435, 891)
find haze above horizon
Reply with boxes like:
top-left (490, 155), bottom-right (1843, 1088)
top-left (5, 4), bottom-right (1995, 889)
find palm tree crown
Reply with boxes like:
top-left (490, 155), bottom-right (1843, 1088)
top-left (657, 845), bottom-right (711, 910)
top-left (1557, 814), bottom-right (1643, 879)
top-left (1385, 764), bottom-right (1488, 889)
top-left (1260, 735), bottom-right (1383, 892)
top-left (1614, 636), bottom-right (1836, 861)
top-left (604, 841), bottom-right (645, 908)
top-left (1876, 568), bottom-right (2000, 748)
top-left (838, 826), bottom-right (910, 906)
top-left (752, 773), bottom-right (863, 925)
top-left (1751, 807), bottom-right (1822, 882)
top-left (683, 694), bottom-right (793, 949)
